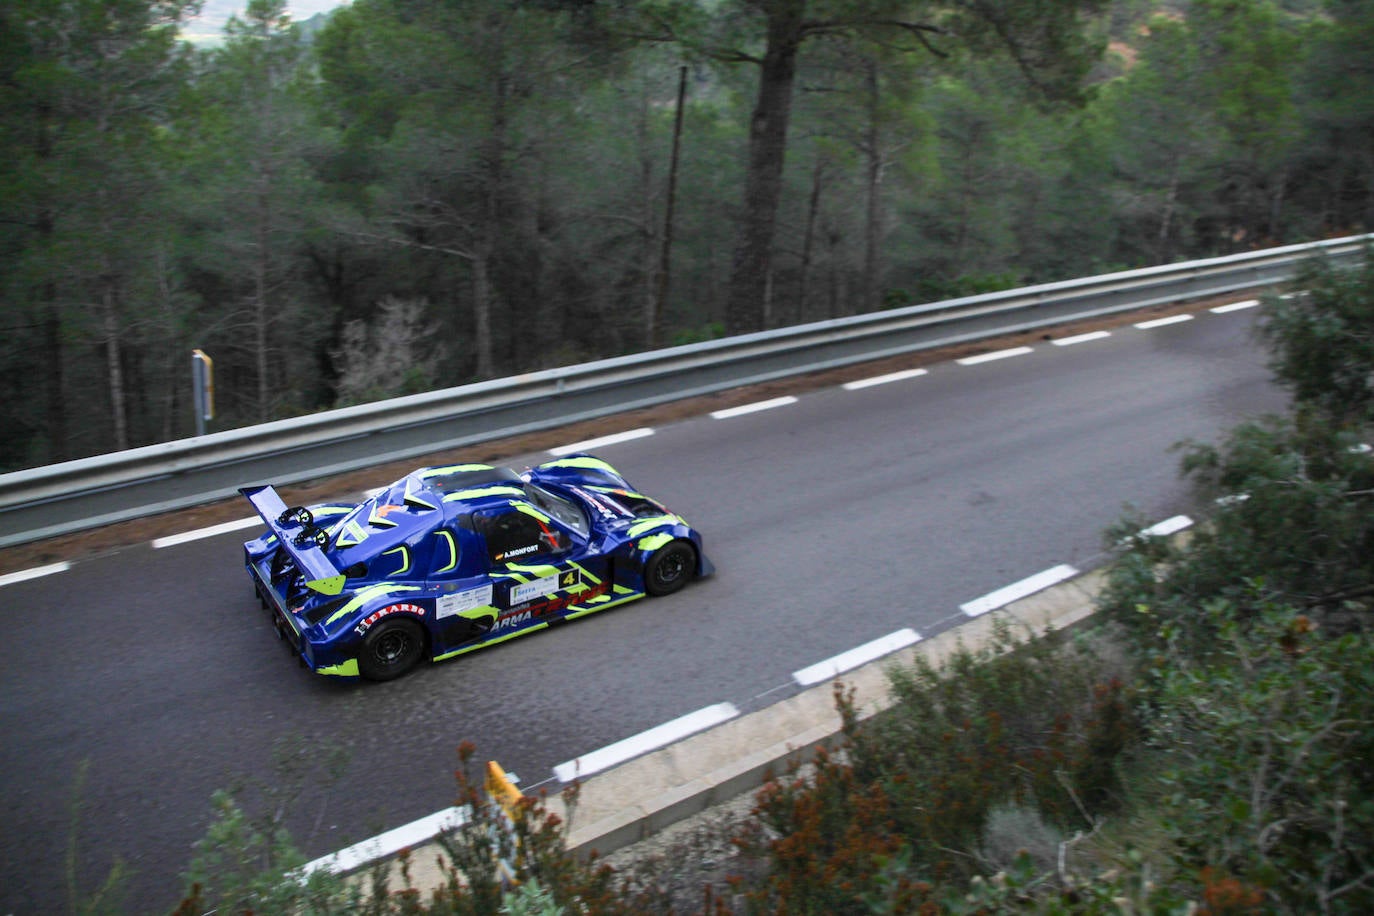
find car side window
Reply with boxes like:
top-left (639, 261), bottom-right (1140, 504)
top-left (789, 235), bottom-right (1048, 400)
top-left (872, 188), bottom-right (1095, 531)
top-left (524, 484), bottom-right (590, 537)
top-left (476, 509), bottom-right (568, 566)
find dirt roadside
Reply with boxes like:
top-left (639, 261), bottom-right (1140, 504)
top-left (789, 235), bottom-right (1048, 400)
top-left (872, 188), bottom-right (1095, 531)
top-left (0, 293), bottom-right (1260, 576)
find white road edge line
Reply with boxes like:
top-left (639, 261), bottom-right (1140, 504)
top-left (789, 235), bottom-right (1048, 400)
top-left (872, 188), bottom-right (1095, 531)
top-left (842, 368), bottom-right (929, 390)
top-left (151, 516), bottom-right (264, 549)
top-left (792, 629), bottom-right (922, 687)
top-left (548, 427), bottom-right (656, 456)
top-left (710, 396), bottom-right (798, 420)
top-left (1135, 314), bottom-right (1194, 329)
top-left (1211, 299), bottom-right (1259, 314)
top-left (960, 564), bottom-right (1079, 617)
top-left (299, 805), bottom-right (470, 877)
top-left (1052, 330), bottom-right (1112, 347)
top-left (0, 562), bottom-right (72, 588)
top-left (957, 346), bottom-right (1034, 366)
top-left (1142, 515), bottom-right (1194, 538)
top-left (553, 703), bottom-right (740, 783)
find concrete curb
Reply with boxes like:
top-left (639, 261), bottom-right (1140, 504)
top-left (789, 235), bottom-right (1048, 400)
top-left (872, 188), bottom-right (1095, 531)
top-left (378, 566), bottom-right (1108, 891)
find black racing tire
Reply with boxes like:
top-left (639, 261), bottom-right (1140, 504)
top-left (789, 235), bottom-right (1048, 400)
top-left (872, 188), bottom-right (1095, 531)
top-left (357, 618), bottom-right (425, 681)
top-left (644, 540), bottom-right (696, 597)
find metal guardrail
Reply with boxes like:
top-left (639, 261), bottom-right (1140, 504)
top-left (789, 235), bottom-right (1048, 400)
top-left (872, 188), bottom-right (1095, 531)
top-left (1, 234), bottom-right (1368, 548)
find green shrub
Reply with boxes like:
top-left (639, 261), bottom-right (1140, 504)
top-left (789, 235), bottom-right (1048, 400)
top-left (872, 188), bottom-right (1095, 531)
top-left (1259, 247), bottom-right (1374, 426)
top-left (1137, 596), bottom-right (1374, 912)
top-left (732, 626), bottom-right (1137, 914)
top-left (1098, 413), bottom-right (1374, 658)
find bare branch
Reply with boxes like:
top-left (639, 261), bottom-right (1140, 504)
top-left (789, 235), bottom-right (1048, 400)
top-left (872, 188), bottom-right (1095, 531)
top-left (798, 17), bottom-right (949, 56)
top-left (344, 229), bottom-right (475, 262)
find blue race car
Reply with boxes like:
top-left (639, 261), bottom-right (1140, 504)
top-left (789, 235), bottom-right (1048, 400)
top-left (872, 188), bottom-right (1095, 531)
top-left (241, 455), bottom-right (713, 681)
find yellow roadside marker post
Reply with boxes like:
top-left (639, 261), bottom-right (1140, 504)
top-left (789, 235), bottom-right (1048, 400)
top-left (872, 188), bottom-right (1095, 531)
top-left (485, 761), bottom-right (524, 887)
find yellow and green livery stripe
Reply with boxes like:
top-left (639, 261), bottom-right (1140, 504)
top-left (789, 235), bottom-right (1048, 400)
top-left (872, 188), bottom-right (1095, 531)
top-left (541, 456), bottom-right (621, 475)
top-left (325, 583), bottom-right (421, 626)
top-left (317, 659), bottom-right (360, 677)
top-left (442, 485), bottom-right (525, 502)
top-left (636, 532), bottom-right (675, 553)
top-left (419, 464), bottom-right (497, 478)
top-left (626, 515), bottom-right (682, 539)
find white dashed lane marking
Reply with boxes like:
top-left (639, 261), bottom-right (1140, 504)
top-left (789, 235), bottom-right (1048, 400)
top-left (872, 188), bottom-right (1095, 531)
top-left (957, 347), bottom-right (1035, 366)
top-left (553, 703), bottom-right (740, 783)
top-left (0, 562), bottom-right (71, 588)
top-left (151, 516), bottom-right (264, 549)
top-left (710, 396), bottom-right (798, 419)
top-left (842, 368), bottom-right (929, 390)
top-left (960, 564), bottom-right (1079, 617)
top-left (548, 427), bottom-right (655, 456)
top-left (299, 806), bottom-right (470, 878)
top-left (1211, 299), bottom-right (1259, 314)
top-left (792, 629), bottom-right (922, 687)
top-left (1135, 314), bottom-right (1194, 330)
top-left (1052, 330), bottom-right (1112, 347)
top-left (1141, 515), bottom-right (1194, 537)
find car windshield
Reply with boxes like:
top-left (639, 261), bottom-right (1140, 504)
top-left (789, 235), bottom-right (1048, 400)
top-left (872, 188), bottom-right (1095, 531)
top-left (422, 466), bottom-right (523, 495)
top-left (524, 483), bottom-right (589, 537)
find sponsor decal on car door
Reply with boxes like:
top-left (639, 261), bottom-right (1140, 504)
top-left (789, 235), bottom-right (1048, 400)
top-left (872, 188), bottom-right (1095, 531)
top-left (493, 563), bottom-right (609, 632)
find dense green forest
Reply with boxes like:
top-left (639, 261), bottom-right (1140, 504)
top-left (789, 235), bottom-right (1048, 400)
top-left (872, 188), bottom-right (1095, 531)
top-left (2, 0), bottom-right (1371, 470)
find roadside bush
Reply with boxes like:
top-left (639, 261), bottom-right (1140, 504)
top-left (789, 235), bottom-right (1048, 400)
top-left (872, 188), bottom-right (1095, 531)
top-left (174, 790), bottom-right (358, 916)
top-left (172, 742), bottom-right (652, 916)
top-left (1259, 247), bottom-right (1374, 426)
top-left (1099, 250), bottom-right (1374, 655)
top-left (1085, 250), bottom-right (1374, 911)
top-left (1098, 414), bottom-right (1374, 659)
top-left (859, 625), bottom-right (1134, 859)
top-left (731, 624), bottom-right (1137, 915)
top-left (1114, 594), bottom-right (1374, 913)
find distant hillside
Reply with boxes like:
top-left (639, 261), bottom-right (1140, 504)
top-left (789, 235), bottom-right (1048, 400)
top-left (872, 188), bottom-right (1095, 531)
top-left (180, 0), bottom-right (344, 45)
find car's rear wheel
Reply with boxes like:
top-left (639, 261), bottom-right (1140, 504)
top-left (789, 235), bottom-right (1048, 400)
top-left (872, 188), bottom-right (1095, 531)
top-left (645, 540), bottom-right (696, 596)
top-left (358, 618), bottom-right (425, 681)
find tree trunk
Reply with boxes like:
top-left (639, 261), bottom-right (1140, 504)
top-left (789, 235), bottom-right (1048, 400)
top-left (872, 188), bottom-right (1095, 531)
top-left (471, 56), bottom-right (509, 379)
top-left (861, 60), bottom-right (883, 314)
top-left (37, 209), bottom-right (68, 461)
top-left (155, 245), bottom-right (182, 442)
top-left (798, 155), bottom-right (826, 321)
top-left (1267, 165), bottom-right (1288, 241)
top-left (101, 278), bottom-right (129, 452)
top-left (470, 253), bottom-right (495, 379)
top-left (255, 189), bottom-right (272, 422)
top-left (649, 66), bottom-right (688, 350)
top-left (637, 85), bottom-right (657, 349)
top-left (725, 0), bottom-right (805, 335)
top-left (32, 88), bottom-right (69, 462)
top-left (95, 117), bottom-right (130, 451)
top-left (1158, 160), bottom-right (1181, 262)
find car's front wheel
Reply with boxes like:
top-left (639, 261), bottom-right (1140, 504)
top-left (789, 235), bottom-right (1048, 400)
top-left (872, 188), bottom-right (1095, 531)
top-left (644, 540), bottom-right (696, 596)
top-left (358, 618), bottom-right (425, 681)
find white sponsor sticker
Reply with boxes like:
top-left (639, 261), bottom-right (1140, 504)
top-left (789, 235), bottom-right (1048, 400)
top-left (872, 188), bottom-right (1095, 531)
top-left (437, 584), bottom-right (494, 619)
top-left (510, 574), bottom-right (559, 605)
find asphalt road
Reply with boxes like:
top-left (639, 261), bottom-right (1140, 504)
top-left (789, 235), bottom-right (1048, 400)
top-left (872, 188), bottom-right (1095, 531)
top-left (0, 306), bottom-right (1287, 913)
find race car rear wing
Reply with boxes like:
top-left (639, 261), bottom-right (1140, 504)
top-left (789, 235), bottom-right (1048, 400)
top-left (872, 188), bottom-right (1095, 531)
top-left (240, 485), bottom-right (347, 596)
